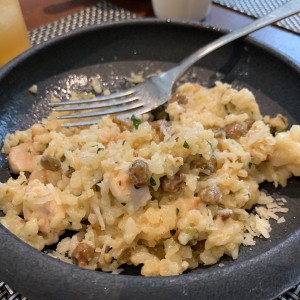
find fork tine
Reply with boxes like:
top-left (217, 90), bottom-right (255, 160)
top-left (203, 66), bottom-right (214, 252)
top-left (57, 101), bottom-right (145, 119)
top-left (49, 89), bottom-right (135, 107)
top-left (53, 96), bottom-right (139, 111)
top-left (61, 106), bottom-right (153, 127)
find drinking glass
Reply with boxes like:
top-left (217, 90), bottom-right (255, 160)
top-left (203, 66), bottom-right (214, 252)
top-left (151, 0), bottom-right (213, 20)
top-left (0, 0), bottom-right (31, 67)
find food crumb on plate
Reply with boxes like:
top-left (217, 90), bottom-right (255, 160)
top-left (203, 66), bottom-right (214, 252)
top-left (28, 84), bottom-right (38, 94)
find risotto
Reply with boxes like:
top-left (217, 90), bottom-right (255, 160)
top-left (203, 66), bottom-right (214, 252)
top-left (0, 81), bottom-right (298, 276)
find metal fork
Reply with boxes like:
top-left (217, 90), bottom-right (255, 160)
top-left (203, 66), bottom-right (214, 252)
top-left (50, 0), bottom-right (300, 127)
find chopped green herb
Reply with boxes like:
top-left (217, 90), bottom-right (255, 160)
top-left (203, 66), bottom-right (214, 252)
top-left (150, 176), bottom-right (156, 186)
top-left (170, 229), bottom-right (177, 236)
top-left (122, 140), bottom-right (126, 145)
top-left (248, 162), bottom-right (252, 169)
top-left (246, 193), bottom-right (251, 200)
top-left (183, 141), bottom-right (190, 149)
top-left (131, 114), bottom-right (142, 129)
top-left (176, 208), bottom-right (179, 215)
top-left (206, 140), bottom-right (214, 153)
top-left (224, 104), bottom-right (229, 113)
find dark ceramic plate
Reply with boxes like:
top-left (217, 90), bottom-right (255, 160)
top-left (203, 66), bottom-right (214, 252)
top-left (0, 20), bottom-right (299, 300)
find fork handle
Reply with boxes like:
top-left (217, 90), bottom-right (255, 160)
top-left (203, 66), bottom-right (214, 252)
top-left (163, 0), bottom-right (300, 83)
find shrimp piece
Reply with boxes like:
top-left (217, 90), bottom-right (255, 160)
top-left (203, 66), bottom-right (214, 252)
top-left (23, 180), bottom-right (66, 235)
top-left (29, 168), bottom-right (61, 186)
top-left (109, 170), bottom-right (151, 214)
top-left (29, 169), bottom-right (48, 184)
top-left (31, 124), bottom-right (47, 137)
top-left (98, 126), bottom-right (121, 143)
top-left (175, 196), bottom-right (201, 217)
top-left (109, 171), bottom-right (131, 202)
top-left (8, 142), bottom-right (36, 173)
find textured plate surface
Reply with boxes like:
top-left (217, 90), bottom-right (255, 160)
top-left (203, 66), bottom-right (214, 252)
top-left (0, 20), bottom-right (299, 300)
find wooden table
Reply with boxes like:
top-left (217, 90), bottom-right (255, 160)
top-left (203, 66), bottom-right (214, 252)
top-left (19, 0), bottom-right (300, 66)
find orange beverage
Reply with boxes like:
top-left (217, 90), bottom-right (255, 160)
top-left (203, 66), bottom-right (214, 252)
top-left (0, 0), bottom-right (31, 67)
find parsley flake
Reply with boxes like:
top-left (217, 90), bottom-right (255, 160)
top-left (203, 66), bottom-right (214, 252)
top-left (150, 177), bottom-right (156, 186)
top-left (131, 114), bottom-right (142, 129)
top-left (183, 141), bottom-right (190, 149)
top-left (224, 104), bottom-right (229, 113)
top-left (206, 140), bottom-right (214, 153)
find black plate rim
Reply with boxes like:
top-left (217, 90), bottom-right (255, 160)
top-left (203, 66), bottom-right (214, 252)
top-left (0, 19), bottom-right (299, 300)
